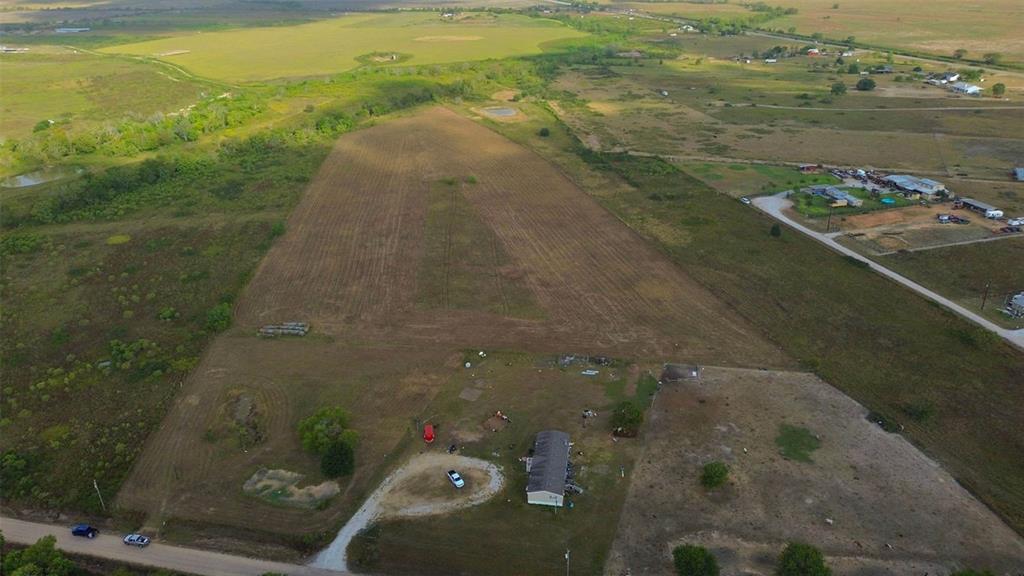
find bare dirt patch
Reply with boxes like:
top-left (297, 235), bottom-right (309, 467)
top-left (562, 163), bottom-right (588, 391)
top-left (243, 468), bottom-right (340, 509)
top-left (606, 367), bottom-right (1024, 575)
top-left (835, 204), bottom-right (1003, 253)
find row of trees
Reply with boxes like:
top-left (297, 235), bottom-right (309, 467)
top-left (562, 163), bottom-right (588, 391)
top-left (952, 49), bottom-right (1003, 65)
top-left (6, 93), bottom-right (264, 167)
top-left (674, 542), bottom-right (996, 576)
top-left (674, 542), bottom-right (830, 576)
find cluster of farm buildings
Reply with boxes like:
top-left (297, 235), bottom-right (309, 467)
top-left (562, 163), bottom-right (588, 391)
top-left (801, 167), bottom-right (1017, 223)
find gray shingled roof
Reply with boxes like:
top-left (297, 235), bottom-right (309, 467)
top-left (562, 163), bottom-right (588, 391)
top-left (527, 430), bottom-right (570, 495)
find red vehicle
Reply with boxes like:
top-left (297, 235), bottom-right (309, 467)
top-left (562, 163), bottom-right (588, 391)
top-left (423, 423), bottom-right (435, 444)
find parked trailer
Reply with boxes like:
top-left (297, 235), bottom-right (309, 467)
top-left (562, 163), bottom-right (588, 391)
top-left (258, 322), bottom-right (310, 337)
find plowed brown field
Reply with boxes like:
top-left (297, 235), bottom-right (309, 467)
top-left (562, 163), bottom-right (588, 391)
top-left (117, 107), bottom-right (784, 544)
top-left (237, 107), bottom-right (776, 359)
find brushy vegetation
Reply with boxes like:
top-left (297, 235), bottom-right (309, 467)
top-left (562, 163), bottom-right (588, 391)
top-left (700, 461), bottom-right (729, 489)
top-left (775, 542), bottom-right (831, 576)
top-left (673, 544), bottom-right (720, 576)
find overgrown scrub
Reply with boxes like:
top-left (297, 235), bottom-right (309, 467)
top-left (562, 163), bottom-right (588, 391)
top-left (700, 461), bottom-right (729, 489)
top-left (776, 542), bottom-right (831, 576)
top-left (673, 544), bottom-right (719, 576)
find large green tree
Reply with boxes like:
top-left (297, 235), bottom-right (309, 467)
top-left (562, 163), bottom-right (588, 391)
top-left (855, 78), bottom-right (876, 91)
top-left (1, 535), bottom-right (76, 576)
top-left (611, 401), bottom-right (644, 436)
top-left (321, 440), bottom-right (356, 478)
top-left (298, 406), bottom-right (358, 454)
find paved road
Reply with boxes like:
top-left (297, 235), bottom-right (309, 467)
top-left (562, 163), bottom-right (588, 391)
top-left (753, 192), bottom-right (1024, 351)
top-left (0, 516), bottom-right (348, 576)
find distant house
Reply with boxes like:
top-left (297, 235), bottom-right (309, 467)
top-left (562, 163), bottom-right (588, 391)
top-left (807, 48), bottom-right (820, 56)
top-left (883, 175), bottom-right (947, 200)
top-left (55, 27), bottom-right (90, 33)
top-left (526, 430), bottom-right (570, 507)
top-left (799, 164), bottom-right (822, 174)
top-left (616, 50), bottom-right (644, 59)
top-left (941, 72), bottom-right (960, 83)
top-left (1014, 167), bottom-right (1024, 182)
top-left (810, 185), bottom-right (863, 207)
top-left (950, 82), bottom-right (982, 95)
top-left (871, 65), bottom-right (894, 74)
top-left (840, 50), bottom-right (855, 57)
top-left (764, 58), bottom-right (778, 64)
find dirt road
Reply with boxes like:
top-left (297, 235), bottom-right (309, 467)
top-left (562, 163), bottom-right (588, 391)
top-left (310, 453), bottom-right (504, 572)
top-left (0, 516), bottom-right (345, 576)
top-left (753, 192), bottom-right (1024, 350)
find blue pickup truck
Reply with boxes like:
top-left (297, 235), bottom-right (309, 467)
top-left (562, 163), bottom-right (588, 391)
top-left (71, 524), bottom-right (98, 539)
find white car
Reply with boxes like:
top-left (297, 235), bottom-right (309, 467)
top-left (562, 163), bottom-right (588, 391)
top-left (446, 469), bottom-right (465, 488)
top-left (123, 534), bottom-right (151, 548)
top-left (740, 197), bottom-right (752, 205)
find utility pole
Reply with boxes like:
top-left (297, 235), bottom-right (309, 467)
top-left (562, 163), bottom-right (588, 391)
top-left (826, 204), bottom-right (834, 233)
top-left (981, 281), bottom-right (991, 310)
top-left (565, 549), bottom-right (570, 576)
top-left (93, 479), bottom-right (106, 512)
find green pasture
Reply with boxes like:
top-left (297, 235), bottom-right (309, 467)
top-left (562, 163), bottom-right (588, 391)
top-left (678, 161), bottom-right (838, 198)
top-left (0, 46), bottom-right (209, 138)
top-left (792, 187), bottom-right (914, 218)
top-left (101, 12), bottom-right (586, 82)
top-left (876, 239), bottom-right (1024, 329)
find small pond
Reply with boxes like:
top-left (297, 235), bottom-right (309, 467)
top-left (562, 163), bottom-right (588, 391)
top-left (2, 166), bottom-right (82, 188)
top-left (482, 107), bottom-right (517, 117)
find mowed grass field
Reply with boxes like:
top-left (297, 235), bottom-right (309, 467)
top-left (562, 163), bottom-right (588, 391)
top-left (876, 239), bottom-right (1024, 329)
top-left (0, 45), bottom-right (209, 138)
top-left (101, 12), bottom-right (586, 82)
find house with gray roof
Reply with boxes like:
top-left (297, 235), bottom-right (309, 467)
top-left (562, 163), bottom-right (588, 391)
top-left (527, 430), bottom-right (570, 507)
top-left (883, 175), bottom-right (947, 199)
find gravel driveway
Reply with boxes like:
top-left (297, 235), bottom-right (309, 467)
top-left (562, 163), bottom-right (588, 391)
top-left (309, 453), bottom-right (504, 572)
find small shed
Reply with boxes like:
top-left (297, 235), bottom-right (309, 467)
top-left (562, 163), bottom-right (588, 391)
top-left (1009, 293), bottom-right (1024, 317)
top-left (527, 430), bottom-right (570, 507)
top-left (423, 423), bottom-right (435, 444)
